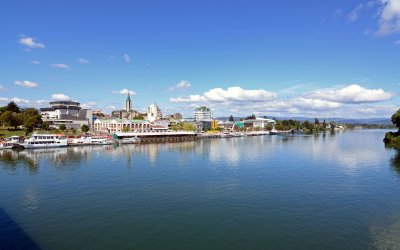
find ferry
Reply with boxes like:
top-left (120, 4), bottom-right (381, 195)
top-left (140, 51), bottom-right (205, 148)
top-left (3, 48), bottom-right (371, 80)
top-left (22, 134), bottom-right (68, 149)
top-left (68, 136), bottom-right (93, 146)
top-left (0, 136), bottom-right (24, 149)
top-left (119, 137), bottom-right (141, 144)
top-left (91, 137), bottom-right (114, 145)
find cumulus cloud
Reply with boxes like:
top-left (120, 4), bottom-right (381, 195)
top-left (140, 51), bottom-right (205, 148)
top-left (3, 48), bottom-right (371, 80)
top-left (18, 36), bottom-right (45, 49)
top-left (0, 85), bottom-right (5, 91)
top-left (124, 53), bottom-right (131, 63)
top-left (306, 84), bottom-right (394, 104)
top-left (167, 80), bottom-right (191, 91)
top-left (291, 98), bottom-right (341, 110)
top-left (14, 80), bottom-right (38, 88)
top-left (112, 89), bottom-right (137, 95)
top-left (170, 86), bottom-right (277, 103)
top-left (51, 93), bottom-right (70, 101)
top-left (395, 40), bottom-right (400, 44)
top-left (78, 58), bottom-right (89, 64)
top-left (30, 60), bottom-right (40, 65)
top-left (376, 0), bottom-right (400, 35)
top-left (81, 101), bottom-right (97, 109)
top-left (50, 63), bottom-right (69, 69)
top-left (0, 97), bottom-right (30, 104)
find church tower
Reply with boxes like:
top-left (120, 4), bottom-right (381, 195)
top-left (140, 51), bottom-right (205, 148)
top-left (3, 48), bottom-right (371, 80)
top-left (125, 92), bottom-right (132, 112)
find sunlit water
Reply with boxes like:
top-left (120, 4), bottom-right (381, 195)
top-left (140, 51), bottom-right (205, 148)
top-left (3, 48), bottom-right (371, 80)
top-left (1, 130), bottom-right (400, 250)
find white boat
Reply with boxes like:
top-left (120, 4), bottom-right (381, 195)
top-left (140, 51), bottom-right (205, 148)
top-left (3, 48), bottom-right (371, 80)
top-left (91, 137), bottom-right (114, 145)
top-left (119, 137), bottom-right (141, 144)
top-left (0, 136), bottom-right (24, 149)
top-left (231, 132), bottom-right (245, 137)
top-left (22, 134), bottom-right (68, 149)
top-left (68, 136), bottom-right (93, 146)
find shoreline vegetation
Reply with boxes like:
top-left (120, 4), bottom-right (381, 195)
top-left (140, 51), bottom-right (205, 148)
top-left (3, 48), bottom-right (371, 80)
top-left (384, 109), bottom-right (400, 149)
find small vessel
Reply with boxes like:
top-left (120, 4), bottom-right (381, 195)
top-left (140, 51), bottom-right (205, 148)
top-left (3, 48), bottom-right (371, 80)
top-left (68, 136), bottom-right (93, 146)
top-left (231, 132), bottom-right (245, 137)
top-left (0, 136), bottom-right (24, 149)
top-left (118, 137), bottom-right (141, 144)
top-left (22, 134), bottom-right (68, 149)
top-left (91, 137), bottom-right (114, 145)
top-left (220, 132), bottom-right (233, 138)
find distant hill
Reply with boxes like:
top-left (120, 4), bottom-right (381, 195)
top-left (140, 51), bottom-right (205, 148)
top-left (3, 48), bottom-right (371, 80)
top-left (215, 117), bottom-right (392, 125)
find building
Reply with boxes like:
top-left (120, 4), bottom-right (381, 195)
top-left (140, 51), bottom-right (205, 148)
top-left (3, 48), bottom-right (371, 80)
top-left (194, 106), bottom-right (212, 121)
top-left (93, 119), bottom-right (151, 133)
top-left (147, 103), bottom-right (162, 122)
top-left (40, 100), bottom-right (92, 129)
top-left (244, 117), bottom-right (276, 130)
top-left (111, 93), bottom-right (141, 119)
top-left (165, 113), bottom-right (182, 120)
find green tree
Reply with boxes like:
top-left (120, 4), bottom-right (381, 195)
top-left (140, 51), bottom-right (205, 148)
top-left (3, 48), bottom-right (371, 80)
top-left (322, 119), bottom-right (327, 128)
top-left (122, 126), bottom-right (130, 132)
top-left (6, 101), bottom-right (20, 113)
top-left (133, 114), bottom-right (144, 120)
top-left (21, 108), bottom-right (42, 133)
top-left (391, 109), bottom-right (400, 131)
top-left (0, 110), bottom-right (23, 129)
top-left (314, 118), bottom-right (320, 125)
top-left (229, 115), bottom-right (234, 122)
top-left (42, 122), bottom-right (50, 130)
top-left (59, 124), bottom-right (66, 130)
top-left (81, 124), bottom-right (90, 132)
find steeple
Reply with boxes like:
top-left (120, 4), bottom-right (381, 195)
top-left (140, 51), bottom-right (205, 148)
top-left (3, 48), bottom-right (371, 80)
top-left (126, 92), bottom-right (132, 112)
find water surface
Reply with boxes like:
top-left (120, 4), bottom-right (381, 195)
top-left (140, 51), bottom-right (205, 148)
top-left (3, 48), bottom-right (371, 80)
top-left (1, 130), bottom-right (400, 249)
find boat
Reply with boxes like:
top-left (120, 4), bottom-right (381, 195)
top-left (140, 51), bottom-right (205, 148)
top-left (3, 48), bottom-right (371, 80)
top-left (91, 137), bottom-right (115, 145)
top-left (21, 134), bottom-right (68, 149)
top-left (0, 136), bottom-right (24, 149)
top-left (220, 132), bottom-right (233, 138)
top-left (118, 137), bottom-right (141, 144)
top-left (68, 136), bottom-right (93, 146)
top-left (231, 132), bottom-right (245, 137)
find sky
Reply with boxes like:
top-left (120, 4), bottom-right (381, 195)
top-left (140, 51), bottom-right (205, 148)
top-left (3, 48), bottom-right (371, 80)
top-left (0, 0), bottom-right (399, 118)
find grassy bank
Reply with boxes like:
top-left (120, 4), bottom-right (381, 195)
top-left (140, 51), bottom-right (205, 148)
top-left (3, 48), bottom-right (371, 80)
top-left (384, 131), bottom-right (400, 149)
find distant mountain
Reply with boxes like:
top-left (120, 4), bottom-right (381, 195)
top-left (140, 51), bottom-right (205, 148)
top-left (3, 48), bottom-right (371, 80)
top-left (215, 116), bottom-right (392, 125)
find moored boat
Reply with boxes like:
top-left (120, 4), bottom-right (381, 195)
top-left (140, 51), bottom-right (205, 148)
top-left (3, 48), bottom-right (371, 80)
top-left (119, 137), bottom-right (141, 144)
top-left (0, 136), bottom-right (24, 149)
top-left (21, 134), bottom-right (68, 149)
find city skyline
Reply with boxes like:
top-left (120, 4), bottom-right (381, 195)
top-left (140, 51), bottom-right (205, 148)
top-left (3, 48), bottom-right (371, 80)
top-left (1, 0), bottom-right (399, 118)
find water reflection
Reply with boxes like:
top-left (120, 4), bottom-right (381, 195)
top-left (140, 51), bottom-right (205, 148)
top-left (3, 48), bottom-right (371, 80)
top-left (389, 149), bottom-right (400, 175)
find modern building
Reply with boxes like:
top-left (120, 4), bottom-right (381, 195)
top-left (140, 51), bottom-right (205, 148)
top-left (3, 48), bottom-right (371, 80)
top-left (93, 118), bottom-right (151, 133)
top-left (147, 103), bottom-right (162, 122)
top-left (194, 106), bottom-right (212, 121)
top-left (40, 100), bottom-right (92, 129)
top-left (111, 93), bottom-right (141, 119)
top-left (243, 117), bottom-right (276, 130)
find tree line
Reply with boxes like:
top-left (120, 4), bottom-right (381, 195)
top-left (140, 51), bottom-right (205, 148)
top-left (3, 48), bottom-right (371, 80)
top-left (0, 101), bottom-right (42, 134)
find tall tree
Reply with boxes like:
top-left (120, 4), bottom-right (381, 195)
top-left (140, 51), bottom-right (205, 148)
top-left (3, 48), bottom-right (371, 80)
top-left (391, 109), bottom-right (400, 131)
top-left (6, 101), bottom-right (20, 113)
top-left (229, 115), bottom-right (234, 122)
top-left (81, 124), bottom-right (90, 133)
top-left (0, 110), bottom-right (23, 129)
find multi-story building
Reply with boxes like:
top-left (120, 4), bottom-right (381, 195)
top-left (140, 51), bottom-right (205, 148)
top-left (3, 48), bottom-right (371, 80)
top-left (93, 119), bottom-right (151, 133)
top-left (194, 106), bottom-right (212, 121)
top-left (40, 100), bottom-right (92, 129)
top-left (147, 103), bottom-right (162, 122)
top-left (111, 93), bottom-right (141, 119)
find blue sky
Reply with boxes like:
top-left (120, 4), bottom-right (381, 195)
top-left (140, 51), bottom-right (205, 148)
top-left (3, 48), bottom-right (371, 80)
top-left (0, 0), bottom-right (399, 118)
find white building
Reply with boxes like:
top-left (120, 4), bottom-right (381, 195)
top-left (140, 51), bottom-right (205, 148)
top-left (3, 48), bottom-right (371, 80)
top-left (194, 106), bottom-right (212, 121)
top-left (93, 119), bottom-right (151, 133)
top-left (147, 103), bottom-right (162, 122)
top-left (40, 100), bottom-right (92, 129)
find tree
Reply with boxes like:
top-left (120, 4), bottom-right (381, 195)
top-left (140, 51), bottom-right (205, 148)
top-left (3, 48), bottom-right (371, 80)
top-left (133, 114), bottom-right (144, 120)
top-left (122, 126), bottom-right (130, 132)
top-left (229, 115), bottom-right (234, 122)
top-left (322, 119), bottom-right (327, 128)
top-left (81, 124), bottom-right (90, 132)
top-left (391, 109), bottom-right (400, 131)
top-left (314, 118), bottom-right (320, 125)
top-left (246, 114), bottom-right (256, 120)
top-left (42, 122), bottom-right (50, 130)
top-left (6, 101), bottom-right (20, 113)
top-left (0, 110), bottom-right (23, 129)
top-left (59, 124), bottom-right (66, 130)
top-left (21, 108), bottom-right (42, 133)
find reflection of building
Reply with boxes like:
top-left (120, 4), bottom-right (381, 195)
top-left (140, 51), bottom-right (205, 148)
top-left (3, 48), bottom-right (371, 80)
top-left (40, 100), bottom-right (92, 129)
top-left (93, 119), bottom-right (151, 133)
top-left (112, 93), bottom-right (141, 119)
top-left (194, 106), bottom-right (212, 121)
top-left (147, 103), bottom-right (162, 122)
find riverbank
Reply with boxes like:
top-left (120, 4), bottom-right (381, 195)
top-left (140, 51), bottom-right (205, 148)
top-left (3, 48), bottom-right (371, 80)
top-left (384, 131), bottom-right (400, 149)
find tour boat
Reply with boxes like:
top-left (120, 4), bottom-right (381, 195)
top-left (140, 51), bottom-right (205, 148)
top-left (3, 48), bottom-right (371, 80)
top-left (0, 136), bottom-right (24, 149)
top-left (68, 136), bottom-right (93, 146)
top-left (22, 134), bottom-right (68, 149)
top-left (118, 137), bottom-right (141, 144)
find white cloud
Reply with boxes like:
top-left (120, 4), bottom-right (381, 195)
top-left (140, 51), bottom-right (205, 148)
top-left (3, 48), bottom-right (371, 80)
top-left (18, 36), bottom-right (45, 49)
top-left (170, 86), bottom-right (277, 103)
top-left (291, 98), bottom-right (341, 110)
top-left (0, 97), bottom-right (30, 104)
top-left (81, 101), bottom-right (97, 109)
top-left (347, 4), bottom-right (364, 22)
top-left (14, 80), bottom-right (38, 88)
top-left (306, 84), bottom-right (394, 103)
top-left (30, 60), bottom-right (40, 65)
top-left (376, 0), bottom-right (400, 35)
top-left (78, 58), bottom-right (89, 64)
top-left (36, 100), bottom-right (48, 104)
top-left (112, 88), bottom-right (137, 95)
top-left (0, 85), bottom-right (5, 91)
top-left (394, 40), bottom-right (400, 44)
top-left (124, 53), bottom-right (131, 63)
top-left (50, 63), bottom-right (69, 69)
top-left (51, 93), bottom-right (70, 101)
top-left (0, 97), bottom-right (9, 102)
top-left (167, 80), bottom-right (192, 91)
